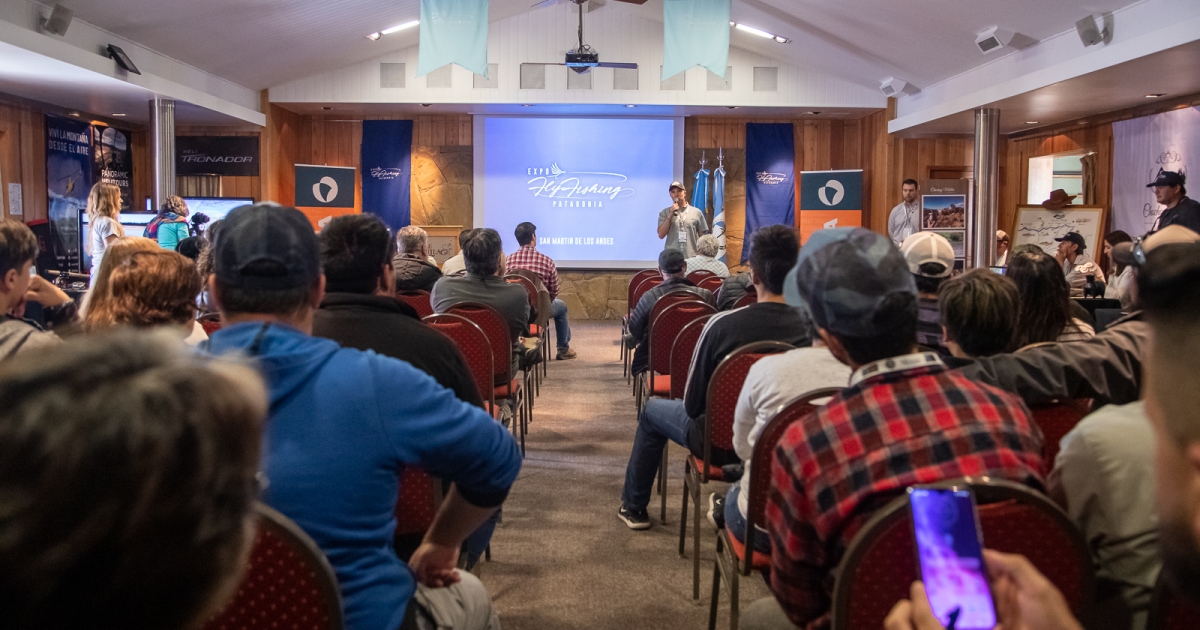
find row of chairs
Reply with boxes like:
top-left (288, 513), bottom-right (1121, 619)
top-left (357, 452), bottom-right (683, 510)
top-left (620, 269), bottom-right (734, 381)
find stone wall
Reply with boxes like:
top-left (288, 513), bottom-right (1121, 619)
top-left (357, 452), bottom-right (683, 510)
top-left (557, 271), bottom-right (637, 320)
top-left (411, 145), bottom-right (474, 229)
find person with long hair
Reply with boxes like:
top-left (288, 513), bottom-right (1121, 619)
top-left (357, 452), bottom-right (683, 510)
top-left (1008, 249), bottom-right (1094, 349)
top-left (86, 250), bottom-right (205, 344)
top-left (145, 195), bottom-right (191, 251)
top-left (1103, 230), bottom-right (1134, 310)
top-left (80, 236), bottom-right (159, 319)
top-left (85, 183), bottom-right (124, 279)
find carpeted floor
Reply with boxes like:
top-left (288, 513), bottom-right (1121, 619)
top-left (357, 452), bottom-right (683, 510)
top-left (480, 320), bottom-right (771, 629)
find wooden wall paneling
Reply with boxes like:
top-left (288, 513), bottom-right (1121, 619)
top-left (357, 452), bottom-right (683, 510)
top-left (0, 103), bottom-right (49, 222)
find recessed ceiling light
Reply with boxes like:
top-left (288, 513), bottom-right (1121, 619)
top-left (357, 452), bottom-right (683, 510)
top-left (1077, 120), bottom-right (1089, 125)
top-left (421, 103), bottom-right (432, 107)
top-left (731, 22), bottom-right (790, 43)
top-left (69, 111), bottom-right (80, 117)
top-left (1146, 93), bottom-right (1166, 98)
top-left (110, 113), bottom-right (125, 117)
top-left (366, 32), bottom-right (381, 41)
top-left (1025, 121), bottom-right (1039, 124)
top-left (381, 20), bottom-right (419, 35)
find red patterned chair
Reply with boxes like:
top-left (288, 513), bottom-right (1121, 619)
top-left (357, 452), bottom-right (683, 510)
top-left (637, 294), bottom-right (715, 410)
top-left (202, 503), bottom-right (342, 630)
top-left (396, 290), bottom-right (434, 319)
top-left (680, 340), bottom-right (793, 600)
top-left (505, 274), bottom-right (545, 398)
top-left (709, 388), bottom-right (842, 630)
top-left (732, 291), bottom-right (757, 309)
top-left (624, 275), bottom-right (664, 381)
top-left (697, 275), bottom-right (724, 293)
top-left (687, 269), bottom-right (718, 284)
top-left (423, 313), bottom-right (494, 413)
top-left (653, 312), bottom-right (715, 523)
top-left (448, 303), bottom-right (528, 455)
top-left (829, 478), bottom-right (1094, 630)
top-left (509, 268), bottom-right (552, 382)
top-left (1030, 400), bottom-right (1089, 472)
top-left (198, 313), bottom-right (223, 336)
top-left (1148, 571), bottom-right (1200, 630)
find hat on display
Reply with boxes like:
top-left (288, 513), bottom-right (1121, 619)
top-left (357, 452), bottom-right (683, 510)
top-left (1054, 231), bottom-right (1087, 251)
top-left (1112, 225), bottom-right (1200, 267)
top-left (669, 181), bottom-right (685, 191)
top-left (1147, 169), bottom-right (1186, 188)
top-left (658, 248), bottom-right (686, 274)
top-left (215, 203), bottom-right (321, 291)
top-left (900, 231), bottom-right (954, 278)
top-left (1041, 189), bottom-right (1077, 209)
top-left (787, 228), bottom-right (916, 338)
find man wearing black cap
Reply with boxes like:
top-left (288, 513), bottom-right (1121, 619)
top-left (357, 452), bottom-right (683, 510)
top-left (1148, 170), bottom-right (1200, 234)
top-left (623, 248), bottom-right (712, 377)
top-left (1054, 231), bottom-right (1105, 297)
top-left (658, 181), bottom-right (708, 258)
top-left (205, 204), bottom-right (521, 630)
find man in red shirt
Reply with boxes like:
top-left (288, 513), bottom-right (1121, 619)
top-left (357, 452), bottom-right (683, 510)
top-left (505, 222), bottom-right (575, 360)
top-left (743, 228), bottom-right (1045, 630)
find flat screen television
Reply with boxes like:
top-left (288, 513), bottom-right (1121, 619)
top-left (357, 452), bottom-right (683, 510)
top-left (182, 197), bottom-right (256, 234)
top-left (80, 212), bottom-right (156, 272)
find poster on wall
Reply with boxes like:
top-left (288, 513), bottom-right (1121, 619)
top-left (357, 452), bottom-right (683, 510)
top-left (295, 164), bottom-right (356, 230)
top-left (91, 126), bottom-right (132, 212)
top-left (177, 136), bottom-right (260, 176)
top-left (797, 169), bottom-right (863, 243)
top-left (45, 114), bottom-right (92, 272)
top-left (1112, 106), bottom-right (1200, 236)
top-left (1013, 205), bottom-right (1104, 256)
top-left (921, 179), bottom-right (971, 271)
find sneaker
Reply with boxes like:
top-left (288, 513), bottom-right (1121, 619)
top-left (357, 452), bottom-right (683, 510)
top-left (707, 493), bottom-right (726, 530)
top-left (617, 505), bottom-right (651, 530)
top-left (556, 348), bottom-right (577, 360)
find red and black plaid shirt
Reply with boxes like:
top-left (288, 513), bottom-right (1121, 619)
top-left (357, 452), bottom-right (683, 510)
top-left (506, 245), bottom-right (560, 300)
top-left (765, 354), bottom-right (1044, 629)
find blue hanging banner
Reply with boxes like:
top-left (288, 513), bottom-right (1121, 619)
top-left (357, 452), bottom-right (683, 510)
top-left (662, 0), bottom-right (730, 81)
top-left (743, 123), bottom-right (795, 262)
top-left (417, 0), bottom-right (489, 78)
top-left (361, 120), bottom-right (414, 231)
top-left (713, 162), bottom-right (727, 264)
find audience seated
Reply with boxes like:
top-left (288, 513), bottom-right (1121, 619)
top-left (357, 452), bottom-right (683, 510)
top-left (1008, 248), bottom-right (1094, 346)
top-left (0, 330), bottom-right (266, 630)
top-left (685, 234), bottom-right (730, 277)
top-left (937, 267), bottom-right (1019, 361)
top-left (624, 249), bottom-right (713, 376)
top-left (1050, 401), bottom-right (1158, 630)
top-left (743, 228), bottom-right (1043, 630)
top-left (84, 249), bottom-right (208, 344)
top-left (0, 220), bottom-right (79, 359)
top-left (204, 204), bottom-right (521, 630)
top-left (440, 229), bottom-right (472, 277)
top-left (393, 225), bottom-right (443, 292)
top-left (900, 231), bottom-right (954, 352)
top-left (81, 236), bottom-right (160, 317)
top-left (1103, 230), bottom-right (1135, 310)
top-left (617, 226), bottom-right (809, 529)
top-left (432, 228), bottom-right (532, 381)
top-left (196, 219), bottom-right (225, 315)
top-left (716, 270), bottom-right (753, 311)
top-left (505, 221), bottom-right (575, 360)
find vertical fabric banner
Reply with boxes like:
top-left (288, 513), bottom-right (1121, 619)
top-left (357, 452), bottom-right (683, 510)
top-left (743, 123), bottom-right (795, 262)
top-left (45, 115), bottom-right (92, 272)
top-left (92, 126), bottom-right (132, 212)
top-left (1113, 107), bottom-right (1200, 236)
top-left (662, 0), bottom-right (730, 81)
top-left (712, 164), bottom-right (727, 263)
top-left (417, 0), bottom-right (489, 77)
top-left (361, 120), bottom-right (414, 232)
top-left (797, 169), bottom-right (863, 244)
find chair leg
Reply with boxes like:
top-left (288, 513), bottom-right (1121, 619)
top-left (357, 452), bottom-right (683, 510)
top-left (693, 482), bottom-right (702, 600)
top-left (660, 443), bottom-right (669, 523)
top-left (709, 536), bottom-right (723, 630)
top-left (728, 566), bottom-right (740, 630)
top-left (484, 544), bottom-right (492, 562)
top-left (679, 465), bottom-right (690, 552)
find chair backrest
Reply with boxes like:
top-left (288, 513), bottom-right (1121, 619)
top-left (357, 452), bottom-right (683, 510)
top-left (510, 268), bottom-right (552, 328)
top-left (831, 478), bottom-right (1094, 630)
top-left (1031, 400), bottom-right (1089, 471)
top-left (669, 315), bottom-right (715, 400)
top-left (629, 269), bottom-right (659, 297)
top-left (1148, 571), bottom-right (1200, 630)
top-left (393, 467), bottom-right (442, 536)
top-left (703, 341), bottom-right (794, 474)
top-left (446, 302), bottom-right (512, 385)
top-left (733, 291), bottom-right (758, 309)
top-left (697, 275), bottom-right (724, 293)
top-left (423, 313), bottom-right (494, 410)
top-left (687, 269), bottom-right (717, 284)
top-left (743, 387), bottom-right (842, 570)
top-left (648, 299), bottom-right (717, 379)
top-left (202, 503), bottom-right (343, 630)
top-left (630, 276), bottom-right (664, 312)
top-left (505, 274), bottom-right (540, 320)
top-left (198, 313), bottom-right (223, 335)
top-left (396, 290), bottom-right (434, 319)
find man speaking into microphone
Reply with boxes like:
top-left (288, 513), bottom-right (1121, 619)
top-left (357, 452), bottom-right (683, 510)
top-left (657, 181), bottom-right (708, 258)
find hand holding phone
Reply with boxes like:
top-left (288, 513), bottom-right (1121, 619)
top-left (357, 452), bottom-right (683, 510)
top-left (908, 486), bottom-right (997, 630)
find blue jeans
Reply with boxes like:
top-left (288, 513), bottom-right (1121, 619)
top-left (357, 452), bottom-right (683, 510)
top-left (551, 298), bottom-right (571, 351)
top-left (725, 485), bottom-right (771, 554)
top-left (621, 398), bottom-right (692, 512)
top-left (462, 509), bottom-right (500, 570)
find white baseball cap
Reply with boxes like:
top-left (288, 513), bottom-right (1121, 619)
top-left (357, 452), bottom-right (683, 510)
top-left (900, 231), bottom-right (954, 278)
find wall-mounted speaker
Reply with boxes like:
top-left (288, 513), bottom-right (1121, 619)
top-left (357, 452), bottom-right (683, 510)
top-left (1075, 14), bottom-right (1112, 47)
top-left (40, 4), bottom-right (73, 36)
top-left (975, 26), bottom-right (1015, 54)
top-left (880, 77), bottom-right (908, 97)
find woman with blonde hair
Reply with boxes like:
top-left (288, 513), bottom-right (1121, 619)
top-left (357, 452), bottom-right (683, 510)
top-left (85, 182), bottom-right (124, 279)
top-left (87, 250), bottom-right (205, 343)
top-left (80, 236), bottom-right (159, 319)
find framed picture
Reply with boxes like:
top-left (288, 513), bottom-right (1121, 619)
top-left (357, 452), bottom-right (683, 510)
top-left (921, 195), bottom-right (967, 229)
top-left (419, 225), bottom-right (464, 265)
top-left (928, 230), bottom-right (966, 259)
top-left (1013, 206), bottom-right (1105, 256)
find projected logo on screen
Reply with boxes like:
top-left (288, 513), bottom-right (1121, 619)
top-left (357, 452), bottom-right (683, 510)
top-left (526, 162), bottom-right (635, 208)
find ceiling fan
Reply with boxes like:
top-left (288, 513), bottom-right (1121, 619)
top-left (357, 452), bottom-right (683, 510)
top-left (532, 0), bottom-right (641, 74)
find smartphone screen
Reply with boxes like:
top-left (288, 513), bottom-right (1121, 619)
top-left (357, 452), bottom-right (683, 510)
top-left (908, 487), bottom-right (997, 630)
top-left (989, 266), bottom-right (1006, 275)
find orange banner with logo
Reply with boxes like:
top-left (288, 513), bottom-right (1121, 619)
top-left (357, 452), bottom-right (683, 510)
top-left (798, 211), bottom-right (862, 244)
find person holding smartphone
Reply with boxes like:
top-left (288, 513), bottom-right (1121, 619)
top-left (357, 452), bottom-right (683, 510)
top-left (657, 181), bottom-right (708, 259)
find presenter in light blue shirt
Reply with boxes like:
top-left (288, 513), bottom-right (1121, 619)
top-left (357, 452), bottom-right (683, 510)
top-left (657, 181), bottom-right (708, 258)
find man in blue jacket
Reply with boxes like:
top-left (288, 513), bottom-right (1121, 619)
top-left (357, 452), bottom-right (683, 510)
top-left (206, 203), bottom-right (521, 630)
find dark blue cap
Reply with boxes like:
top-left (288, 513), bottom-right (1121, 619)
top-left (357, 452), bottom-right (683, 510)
top-left (1148, 169), bottom-right (1185, 188)
top-left (214, 203), bottom-right (321, 290)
